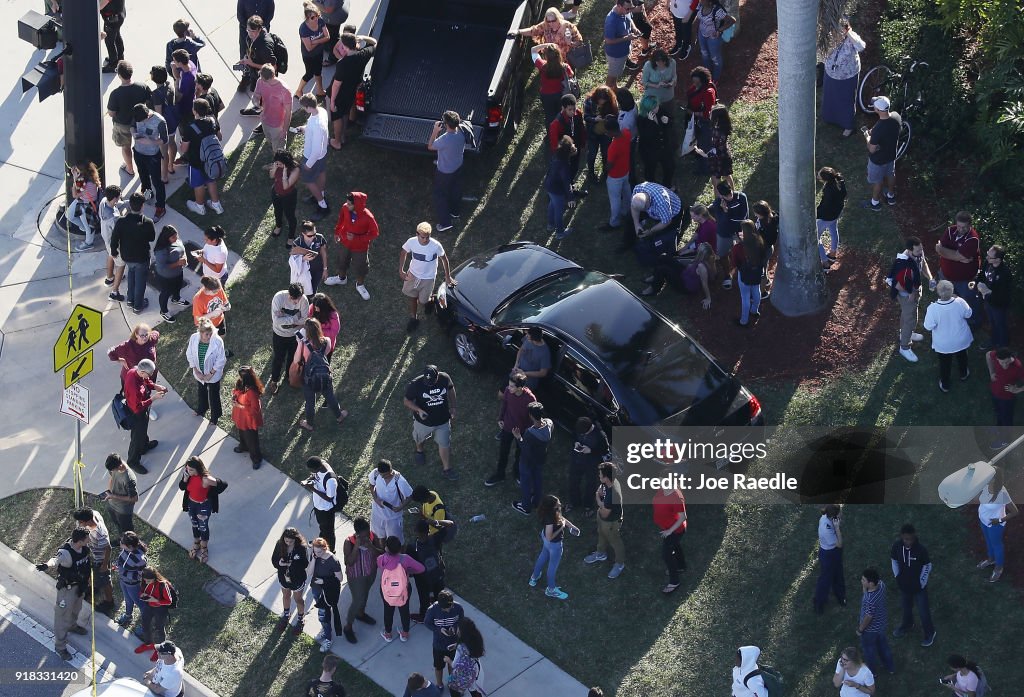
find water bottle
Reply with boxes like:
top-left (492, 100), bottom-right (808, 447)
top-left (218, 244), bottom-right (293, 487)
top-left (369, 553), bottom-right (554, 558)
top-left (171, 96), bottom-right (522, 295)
top-left (470, 514), bottom-right (486, 523)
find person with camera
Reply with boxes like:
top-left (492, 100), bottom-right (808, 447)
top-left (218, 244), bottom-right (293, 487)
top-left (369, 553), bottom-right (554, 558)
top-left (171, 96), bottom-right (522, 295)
top-left (124, 359), bottom-right (168, 476)
top-left (136, 566), bottom-right (175, 661)
top-left (940, 655), bottom-right (983, 697)
top-left (341, 517), bottom-right (382, 643)
top-left (545, 135), bottom-right (578, 240)
top-left (112, 531), bottom-right (148, 629)
top-left (427, 111), bottom-right (471, 233)
top-left (832, 646), bottom-right (875, 696)
top-left (36, 528), bottom-right (92, 661)
top-left (814, 504), bottom-right (846, 614)
top-left (565, 417), bottom-right (609, 515)
top-left (104, 452), bottom-right (139, 534)
top-left (583, 463), bottom-right (626, 579)
top-left (423, 589), bottom-right (464, 688)
top-left (304, 456), bottom-right (342, 552)
top-left (293, 317), bottom-right (349, 431)
top-left (626, 180), bottom-right (683, 255)
top-left (369, 459), bottom-right (414, 543)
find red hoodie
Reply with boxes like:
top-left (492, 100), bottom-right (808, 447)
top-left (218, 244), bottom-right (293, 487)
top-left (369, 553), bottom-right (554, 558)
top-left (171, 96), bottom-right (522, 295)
top-left (334, 192), bottom-right (380, 253)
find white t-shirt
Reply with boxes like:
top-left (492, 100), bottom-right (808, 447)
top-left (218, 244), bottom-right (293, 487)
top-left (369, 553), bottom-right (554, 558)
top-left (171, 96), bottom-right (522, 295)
top-left (978, 485), bottom-right (1012, 527)
top-left (818, 514), bottom-right (840, 550)
top-left (201, 241), bottom-right (228, 279)
top-left (368, 470), bottom-right (413, 524)
top-left (310, 468), bottom-right (339, 512)
top-left (954, 669), bottom-right (979, 696)
top-left (402, 237), bottom-right (446, 280)
top-left (836, 661), bottom-right (874, 697)
top-left (151, 648), bottom-right (185, 696)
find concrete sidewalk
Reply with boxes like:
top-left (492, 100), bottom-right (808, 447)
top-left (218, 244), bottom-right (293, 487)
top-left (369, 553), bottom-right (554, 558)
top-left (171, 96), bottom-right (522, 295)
top-left (0, 1), bottom-right (587, 695)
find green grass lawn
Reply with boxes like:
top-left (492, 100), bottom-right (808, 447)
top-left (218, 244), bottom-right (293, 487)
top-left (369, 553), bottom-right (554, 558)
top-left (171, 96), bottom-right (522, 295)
top-left (0, 489), bottom-right (389, 697)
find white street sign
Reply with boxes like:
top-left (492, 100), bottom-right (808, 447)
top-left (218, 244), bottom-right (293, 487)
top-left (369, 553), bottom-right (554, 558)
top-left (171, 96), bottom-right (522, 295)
top-left (60, 383), bottom-right (90, 424)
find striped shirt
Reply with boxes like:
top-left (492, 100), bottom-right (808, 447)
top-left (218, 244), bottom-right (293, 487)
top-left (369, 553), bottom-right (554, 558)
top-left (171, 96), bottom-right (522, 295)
top-left (115, 548), bottom-right (148, 585)
top-left (633, 182), bottom-right (681, 225)
top-left (860, 581), bottom-right (888, 633)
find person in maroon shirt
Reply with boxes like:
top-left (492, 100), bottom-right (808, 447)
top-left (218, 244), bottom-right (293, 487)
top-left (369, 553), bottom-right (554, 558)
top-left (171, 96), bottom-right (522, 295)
top-left (653, 488), bottom-right (688, 594)
top-left (108, 324), bottom-right (160, 383)
top-left (548, 94), bottom-right (586, 179)
top-left (485, 370), bottom-right (536, 487)
top-left (986, 348), bottom-right (1024, 448)
top-left (935, 211), bottom-right (981, 326)
top-left (124, 359), bottom-right (168, 474)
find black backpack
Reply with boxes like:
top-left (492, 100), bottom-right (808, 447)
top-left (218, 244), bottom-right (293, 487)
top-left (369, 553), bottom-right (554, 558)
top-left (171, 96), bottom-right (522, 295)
top-left (268, 32), bottom-right (289, 74)
top-left (302, 339), bottom-right (332, 391)
top-left (167, 581), bottom-right (179, 609)
top-left (325, 472), bottom-right (350, 514)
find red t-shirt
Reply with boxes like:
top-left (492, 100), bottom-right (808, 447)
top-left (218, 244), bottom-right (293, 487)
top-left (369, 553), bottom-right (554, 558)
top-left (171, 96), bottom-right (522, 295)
top-left (535, 58), bottom-right (573, 96)
top-left (653, 489), bottom-right (687, 532)
top-left (253, 78), bottom-right (293, 129)
top-left (989, 353), bottom-right (1024, 400)
top-left (606, 130), bottom-right (632, 178)
top-left (693, 219), bottom-right (717, 248)
top-left (938, 226), bottom-right (980, 283)
top-left (186, 475), bottom-right (209, 503)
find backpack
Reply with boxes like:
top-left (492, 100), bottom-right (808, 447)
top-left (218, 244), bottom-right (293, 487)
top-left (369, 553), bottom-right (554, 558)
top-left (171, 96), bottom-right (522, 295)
top-left (268, 32), bottom-right (289, 74)
top-left (561, 66), bottom-right (581, 99)
top-left (415, 537), bottom-right (444, 580)
top-left (380, 557), bottom-right (409, 606)
top-left (302, 339), bottom-right (332, 391)
top-left (191, 122), bottom-right (227, 180)
top-left (975, 666), bottom-right (990, 697)
top-left (111, 393), bottom-right (135, 430)
top-left (324, 471), bottom-right (349, 514)
top-left (744, 666), bottom-right (783, 697)
top-left (713, 2), bottom-right (736, 42)
top-left (447, 653), bottom-right (482, 692)
top-left (166, 581), bottom-right (179, 609)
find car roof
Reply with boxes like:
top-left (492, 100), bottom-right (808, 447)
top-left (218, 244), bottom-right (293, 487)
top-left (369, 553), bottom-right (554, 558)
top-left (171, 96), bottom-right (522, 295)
top-left (451, 243), bottom-right (580, 321)
top-left (70, 678), bottom-right (149, 697)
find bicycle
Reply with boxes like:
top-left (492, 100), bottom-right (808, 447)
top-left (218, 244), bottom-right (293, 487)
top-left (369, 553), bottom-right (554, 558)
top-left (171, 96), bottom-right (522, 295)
top-left (858, 58), bottom-right (928, 160)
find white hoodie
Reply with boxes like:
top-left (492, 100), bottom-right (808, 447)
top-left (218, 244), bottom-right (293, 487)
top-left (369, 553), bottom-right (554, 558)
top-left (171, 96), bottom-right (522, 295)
top-left (732, 646), bottom-right (768, 697)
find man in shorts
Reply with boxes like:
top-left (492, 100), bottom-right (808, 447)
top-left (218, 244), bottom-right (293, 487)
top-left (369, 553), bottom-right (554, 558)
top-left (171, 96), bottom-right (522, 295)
top-left (398, 222), bottom-right (455, 332)
top-left (863, 95), bottom-right (900, 211)
top-left (180, 98), bottom-right (223, 215)
top-left (328, 32), bottom-right (376, 149)
top-left (403, 365), bottom-right (459, 480)
top-left (326, 192), bottom-right (378, 300)
top-left (106, 61), bottom-right (153, 177)
top-left (299, 94), bottom-right (330, 220)
top-left (100, 185), bottom-right (127, 301)
top-left (604, 0), bottom-right (638, 89)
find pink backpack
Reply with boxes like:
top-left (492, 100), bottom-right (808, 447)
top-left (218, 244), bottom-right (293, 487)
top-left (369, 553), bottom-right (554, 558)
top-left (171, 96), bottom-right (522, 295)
top-left (380, 556), bottom-right (409, 606)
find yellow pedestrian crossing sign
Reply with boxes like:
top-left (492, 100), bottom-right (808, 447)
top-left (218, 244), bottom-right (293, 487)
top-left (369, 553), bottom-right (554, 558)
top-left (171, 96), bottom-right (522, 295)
top-left (63, 350), bottom-right (94, 389)
top-left (53, 304), bottom-right (103, 373)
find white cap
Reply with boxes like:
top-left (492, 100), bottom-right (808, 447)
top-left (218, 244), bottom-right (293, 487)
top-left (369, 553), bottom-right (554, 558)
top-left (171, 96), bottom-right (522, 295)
top-left (872, 96), bottom-right (890, 112)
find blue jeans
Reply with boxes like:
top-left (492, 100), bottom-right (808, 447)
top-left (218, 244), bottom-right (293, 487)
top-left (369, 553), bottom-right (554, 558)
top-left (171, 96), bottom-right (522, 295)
top-left (303, 381), bottom-right (342, 424)
top-left (532, 532), bottom-right (563, 591)
top-left (68, 199), bottom-right (95, 245)
top-left (518, 459), bottom-right (543, 513)
top-left (738, 278), bottom-right (761, 324)
top-left (698, 33), bottom-right (724, 82)
top-left (981, 522), bottom-right (1006, 567)
top-left (817, 218), bottom-right (839, 262)
top-left (119, 580), bottom-right (141, 619)
top-left (547, 192), bottom-right (567, 236)
top-left (986, 304), bottom-right (1009, 348)
top-left (898, 587), bottom-right (935, 638)
top-left (607, 174), bottom-right (631, 227)
top-left (432, 169), bottom-right (462, 226)
top-left (860, 630), bottom-right (895, 674)
top-left (949, 278), bottom-right (980, 327)
top-left (187, 498), bottom-right (212, 541)
top-left (813, 546), bottom-right (846, 610)
top-left (125, 261), bottom-right (149, 309)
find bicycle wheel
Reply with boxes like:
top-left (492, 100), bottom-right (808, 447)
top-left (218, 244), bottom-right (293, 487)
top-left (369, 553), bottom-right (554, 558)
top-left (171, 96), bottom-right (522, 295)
top-left (858, 65), bottom-right (894, 114)
top-left (896, 118), bottom-right (911, 161)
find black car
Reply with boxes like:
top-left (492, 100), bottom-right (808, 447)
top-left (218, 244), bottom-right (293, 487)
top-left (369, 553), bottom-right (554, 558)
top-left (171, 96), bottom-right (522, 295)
top-left (434, 243), bottom-right (764, 434)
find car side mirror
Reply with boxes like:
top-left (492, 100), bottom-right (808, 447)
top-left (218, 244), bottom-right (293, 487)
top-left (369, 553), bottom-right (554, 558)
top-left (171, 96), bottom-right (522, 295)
top-left (502, 334), bottom-right (513, 347)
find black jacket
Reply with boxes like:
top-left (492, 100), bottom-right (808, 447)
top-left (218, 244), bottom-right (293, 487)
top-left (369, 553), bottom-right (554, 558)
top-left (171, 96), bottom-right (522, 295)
top-left (246, 30), bottom-right (276, 66)
top-left (816, 178), bottom-right (847, 221)
top-left (110, 213), bottom-right (156, 264)
top-left (238, 0), bottom-right (275, 25)
top-left (179, 476), bottom-right (229, 513)
top-left (979, 261), bottom-right (1012, 309)
top-left (890, 539), bottom-right (931, 593)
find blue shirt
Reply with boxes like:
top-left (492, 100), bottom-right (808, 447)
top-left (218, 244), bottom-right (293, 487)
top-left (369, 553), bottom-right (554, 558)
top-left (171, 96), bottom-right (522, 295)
top-left (633, 182), bottom-right (681, 224)
top-left (818, 514), bottom-right (839, 550)
top-left (604, 10), bottom-right (631, 59)
top-left (859, 581), bottom-right (888, 633)
top-left (433, 129), bottom-right (466, 174)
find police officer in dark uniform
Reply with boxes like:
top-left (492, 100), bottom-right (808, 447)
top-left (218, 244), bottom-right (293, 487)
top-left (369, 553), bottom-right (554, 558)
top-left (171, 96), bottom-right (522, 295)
top-left (36, 528), bottom-right (92, 660)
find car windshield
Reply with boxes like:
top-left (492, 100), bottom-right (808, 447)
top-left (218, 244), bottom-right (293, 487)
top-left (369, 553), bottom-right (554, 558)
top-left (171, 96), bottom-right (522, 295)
top-left (495, 271), bottom-right (727, 418)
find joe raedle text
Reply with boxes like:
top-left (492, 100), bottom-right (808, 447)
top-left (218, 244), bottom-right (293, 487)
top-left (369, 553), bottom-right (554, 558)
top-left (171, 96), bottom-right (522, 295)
top-left (625, 472), bottom-right (798, 493)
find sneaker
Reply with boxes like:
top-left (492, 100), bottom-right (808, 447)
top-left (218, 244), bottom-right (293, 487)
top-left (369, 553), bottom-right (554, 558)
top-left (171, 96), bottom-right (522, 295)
top-left (109, 291), bottom-right (125, 301)
top-left (145, 440), bottom-right (159, 451)
top-left (899, 347), bottom-right (918, 363)
top-left (171, 298), bottom-right (190, 307)
top-left (662, 582), bottom-right (680, 594)
top-left (320, 639), bottom-right (332, 653)
top-left (406, 317), bottom-right (420, 332)
top-left (356, 613), bottom-right (376, 625)
top-left (960, 367), bottom-right (971, 381)
top-left (149, 408), bottom-right (158, 421)
top-left (380, 631), bottom-right (394, 643)
top-left (101, 63), bottom-right (117, 74)
top-left (58, 648), bottom-right (74, 661)
top-left (450, 213), bottom-right (461, 220)
top-left (104, 277), bottom-right (115, 286)
top-left (240, 106), bottom-right (262, 116)
top-left (643, 275), bottom-right (656, 284)
top-left (886, 193), bottom-right (897, 206)
top-left (133, 307), bottom-right (143, 315)
top-left (938, 381), bottom-right (950, 393)
top-left (160, 312), bottom-right (175, 322)
top-left (75, 241), bottom-right (95, 252)
top-left (910, 332), bottom-right (924, 342)
top-left (399, 631), bottom-right (409, 642)
top-left (640, 285), bottom-right (657, 297)
top-left (314, 631), bottom-right (328, 643)
top-left (436, 223), bottom-right (454, 232)
top-left (142, 189), bottom-right (154, 202)
top-left (186, 200), bottom-right (206, 215)
top-left (410, 613), bottom-right (425, 624)
top-left (267, 380), bottom-right (279, 395)
top-left (862, 200), bottom-right (882, 212)
top-left (721, 279), bottom-right (733, 289)
top-left (129, 462), bottom-right (148, 475)
top-left (977, 559), bottom-right (995, 569)
top-left (115, 613), bottom-right (131, 627)
top-left (528, 575), bottom-right (540, 587)
top-left (324, 275), bottom-right (346, 286)
top-left (511, 501), bottom-right (529, 516)
top-left (921, 631), bottom-right (936, 647)
top-left (441, 469), bottom-right (460, 481)
top-left (555, 227), bottom-right (574, 240)
top-left (608, 563), bottom-right (625, 579)
top-left (252, 123), bottom-right (264, 135)
top-left (356, 285), bottom-right (370, 300)
top-left (545, 587), bottom-right (569, 600)
top-left (153, 207), bottom-right (166, 222)
top-left (208, 201), bottom-right (225, 215)
top-left (484, 474), bottom-right (505, 486)
top-left (414, 450), bottom-right (426, 466)
top-left (584, 552), bottom-right (608, 564)
top-left (343, 626), bottom-right (357, 643)
top-left (293, 620), bottom-right (305, 636)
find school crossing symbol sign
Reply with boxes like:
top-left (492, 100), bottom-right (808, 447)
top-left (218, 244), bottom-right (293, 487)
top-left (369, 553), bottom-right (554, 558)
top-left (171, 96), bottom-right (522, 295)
top-left (53, 303), bottom-right (102, 373)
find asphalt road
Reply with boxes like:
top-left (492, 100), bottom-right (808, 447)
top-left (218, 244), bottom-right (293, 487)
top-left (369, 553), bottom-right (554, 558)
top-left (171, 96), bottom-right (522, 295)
top-left (0, 618), bottom-right (88, 697)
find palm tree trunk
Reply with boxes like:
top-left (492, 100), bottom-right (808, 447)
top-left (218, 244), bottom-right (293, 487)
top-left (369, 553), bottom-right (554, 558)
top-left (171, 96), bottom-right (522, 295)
top-left (771, 0), bottom-right (829, 316)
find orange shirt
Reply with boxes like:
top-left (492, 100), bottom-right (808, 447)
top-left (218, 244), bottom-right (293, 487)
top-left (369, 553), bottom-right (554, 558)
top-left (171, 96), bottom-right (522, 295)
top-left (192, 288), bottom-right (228, 327)
top-left (231, 387), bottom-right (264, 430)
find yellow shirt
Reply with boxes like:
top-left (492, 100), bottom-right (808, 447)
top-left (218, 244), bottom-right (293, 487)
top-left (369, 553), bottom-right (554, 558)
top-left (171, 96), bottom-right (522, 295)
top-left (422, 492), bottom-right (447, 536)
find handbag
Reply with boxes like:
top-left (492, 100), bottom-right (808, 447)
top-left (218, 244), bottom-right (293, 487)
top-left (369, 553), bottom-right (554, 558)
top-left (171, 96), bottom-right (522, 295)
top-left (679, 114), bottom-right (696, 156)
top-left (566, 41), bottom-right (593, 70)
top-left (288, 358), bottom-right (304, 389)
top-left (561, 67), bottom-right (581, 99)
top-left (111, 393), bottom-right (135, 430)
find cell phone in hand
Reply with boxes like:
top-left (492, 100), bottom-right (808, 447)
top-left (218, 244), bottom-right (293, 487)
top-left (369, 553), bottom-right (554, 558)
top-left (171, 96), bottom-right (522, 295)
top-left (408, 507), bottom-right (420, 514)
top-left (97, 491), bottom-right (110, 501)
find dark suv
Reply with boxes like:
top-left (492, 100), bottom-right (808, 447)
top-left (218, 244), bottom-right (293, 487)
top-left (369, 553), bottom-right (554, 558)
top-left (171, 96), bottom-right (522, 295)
top-left (434, 243), bottom-right (764, 433)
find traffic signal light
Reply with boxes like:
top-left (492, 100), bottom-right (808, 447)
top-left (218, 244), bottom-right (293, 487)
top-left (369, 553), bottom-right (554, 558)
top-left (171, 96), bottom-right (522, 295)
top-left (18, 10), bottom-right (59, 50)
top-left (21, 59), bottom-right (62, 103)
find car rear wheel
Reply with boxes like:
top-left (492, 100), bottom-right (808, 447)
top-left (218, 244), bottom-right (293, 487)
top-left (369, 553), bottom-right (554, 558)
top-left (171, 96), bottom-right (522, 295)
top-left (453, 331), bottom-right (482, 370)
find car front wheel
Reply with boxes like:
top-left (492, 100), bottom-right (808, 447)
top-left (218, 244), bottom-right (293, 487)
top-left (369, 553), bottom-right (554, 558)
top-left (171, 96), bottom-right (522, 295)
top-left (453, 330), bottom-right (482, 370)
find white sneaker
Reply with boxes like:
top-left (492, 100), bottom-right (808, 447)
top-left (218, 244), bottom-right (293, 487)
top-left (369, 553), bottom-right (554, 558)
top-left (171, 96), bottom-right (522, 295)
top-left (149, 407), bottom-right (158, 421)
top-left (356, 285), bottom-right (370, 300)
top-left (899, 347), bottom-right (918, 363)
top-left (319, 638), bottom-right (332, 653)
top-left (142, 189), bottom-right (154, 201)
top-left (208, 201), bottom-right (225, 215)
top-left (186, 200), bottom-right (206, 215)
top-left (910, 332), bottom-right (924, 342)
top-left (75, 241), bottom-right (95, 252)
top-left (324, 275), bottom-right (345, 286)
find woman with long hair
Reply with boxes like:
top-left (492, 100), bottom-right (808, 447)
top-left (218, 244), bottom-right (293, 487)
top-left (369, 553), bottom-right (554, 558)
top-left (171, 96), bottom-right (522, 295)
top-left (685, 204), bottom-right (718, 251)
top-left (583, 85), bottom-right (619, 180)
top-left (642, 242), bottom-right (717, 310)
top-left (308, 293), bottom-right (340, 360)
top-left (445, 616), bottom-right (487, 697)
top-left (376, 535), bottom-right (425, 643)
top-left (751, 200), bottom-right (779, 298)
top-left (732, 221), bottom-right (765, 327)
top-left (186, 317), bottom-right (226, 423)
top-left (293, 317), bottom-right (349, 432)
top-left (70, 161), bottom-right (101, 251)
top-left (533, 43), bottom-right (574, 127)
top-left (231, 366), bottom-right (265, 468)
top-left (269, 150), bottom-right (301, 241)
top-left (153, 225), bottom-right (189, 322)
top-left (545, 136), bottom-right (577, 240)
top-left (178, 456), bottom-right (218, 564)
top-left (309, 536), bottom-right (344, 653)
top-left (641, 49), bottom-right (677, 109)
top-left (975, 466), bottom-right (1018, 583)
top-left (694, 105), bottom-right (733, 189)
top-left (816, 166), bottom-right (848, 270)
top-left (942, 654), bottom-right (983, 697)
top-left (271, 527), bottom-right (310, 635)
top-left (683, 67), bottom-right (716, 173)
top-left (514, 8), bottom-right (583, 65)
top-left (529, 494), bottom-right (579, 600)
top-left (636, 95), bottom-right (676, 188)
top-left (135, 565), bottom-right (173, 661)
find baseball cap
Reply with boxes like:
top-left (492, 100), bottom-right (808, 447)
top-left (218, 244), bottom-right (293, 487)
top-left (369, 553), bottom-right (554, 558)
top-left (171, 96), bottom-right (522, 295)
top-left (423, 365), bottom-right (439, 383)
top-left (156, 641), bottom-right (177, 655)
top-left (872, 96), bottom-right (890, 112)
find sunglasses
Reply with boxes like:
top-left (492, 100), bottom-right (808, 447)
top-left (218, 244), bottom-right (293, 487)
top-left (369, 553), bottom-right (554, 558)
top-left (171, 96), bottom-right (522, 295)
top-left (137, 333), bottom-right (149, 340)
